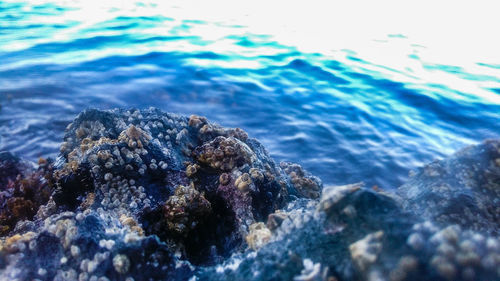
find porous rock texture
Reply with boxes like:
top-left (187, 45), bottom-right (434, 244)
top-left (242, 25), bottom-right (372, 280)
top-left (0, 108), bottom-right (499, 281)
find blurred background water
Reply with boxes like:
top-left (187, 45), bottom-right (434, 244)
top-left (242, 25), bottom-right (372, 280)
top-left (0, 0), bottom-right (499, 189)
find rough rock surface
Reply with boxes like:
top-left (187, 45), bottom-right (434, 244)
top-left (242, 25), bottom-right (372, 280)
top-left (0, 108), bottom-right (499, 281)
top-left (397, 139), bottom-right (500, 234)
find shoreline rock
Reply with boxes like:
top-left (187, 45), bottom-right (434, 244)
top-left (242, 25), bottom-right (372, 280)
top-left (0, 108), bottom-right (499, 281)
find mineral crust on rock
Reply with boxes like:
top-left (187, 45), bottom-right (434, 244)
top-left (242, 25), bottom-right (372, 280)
top-left (0, 108), bottom-right (499, 281)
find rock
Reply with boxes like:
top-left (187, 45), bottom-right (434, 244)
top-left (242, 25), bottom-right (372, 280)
top-left (0, 108), bottom-right (318, 280)
top-left (198, 141), bottom-right (500, 281)
top-left (397, 139), bottom-right (500, 234)
top-left (1, 109), bottom-right (500, 281)
top-left (0, 152), bottom-right (54, 235)
top-left (281, 161), bottom-right (322, 199)
top-left (0, 152), bottom-right (32, 186)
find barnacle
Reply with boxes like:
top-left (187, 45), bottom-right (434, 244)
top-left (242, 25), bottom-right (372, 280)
top-left (235, 173), bottom-right (252, 192)
top-left (118, 125), bottom-right (152, 149)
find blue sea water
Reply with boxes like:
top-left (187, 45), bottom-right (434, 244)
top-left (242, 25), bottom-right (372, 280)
top-left (0, 0), bottom-right (499, 189)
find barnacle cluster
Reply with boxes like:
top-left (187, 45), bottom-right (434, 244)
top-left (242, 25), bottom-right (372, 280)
top-left (194, 136), bottom-right (255, 171)
top-left (188, 115), bottom-right (248, 143)
top-left (399, 222), bottom-right (500, 281)
top-left (0, 108), bottom-right (319, 280)
top-left (162, 184), bottom-right (211, 235)
top-left (281, 161), bottom-right (322, 199)
top-left (118, 125), bottom-right (152, 149)
top-left (397, 139), bottom-right (500, 234)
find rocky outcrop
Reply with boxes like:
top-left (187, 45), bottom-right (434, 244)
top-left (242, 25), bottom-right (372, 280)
top-left (200, 141), bottom-right (500, 281)
top-left (0, 108), bottom-right (499, 281)
top-left (0, 108), bottom-right (320, 280)
top-left (397, 139), bottom-right (500, 234)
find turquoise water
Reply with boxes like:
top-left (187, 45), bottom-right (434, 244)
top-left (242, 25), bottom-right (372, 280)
top-left (0, 0), bottom-right (499, 189)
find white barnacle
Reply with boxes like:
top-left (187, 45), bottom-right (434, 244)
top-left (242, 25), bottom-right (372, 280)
top-left (407, 233), bottom-right (425, 250)
top-left (113, 254), bottom-right (131, 274)
top-left (29, 240), bottom-right (37, 250)
top-left (78, 272), bottom-right (89, 281)
top-left (71, 245), bottom-right (80, 257)
top-left (87, 260), bottom-right (98, 273)
top-left (88, 154), bottom-right (98, 164)
top-left (104, 173), bottom-right (113, 181)
top-left (133, 154), bottom-right (142, 164)
top-left (80, 259), bottom-right (89, 272)
top-left (38, 268), bottom-right (47, 276)
top-left (76, 213), bottom-right (85, 221)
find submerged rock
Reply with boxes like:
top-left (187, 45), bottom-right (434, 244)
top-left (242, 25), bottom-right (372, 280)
top-left (0, 108), bottom-right (499, 281)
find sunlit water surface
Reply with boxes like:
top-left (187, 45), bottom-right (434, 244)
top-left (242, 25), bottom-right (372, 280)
top-left (1, 0), bottom-right (499, 189)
